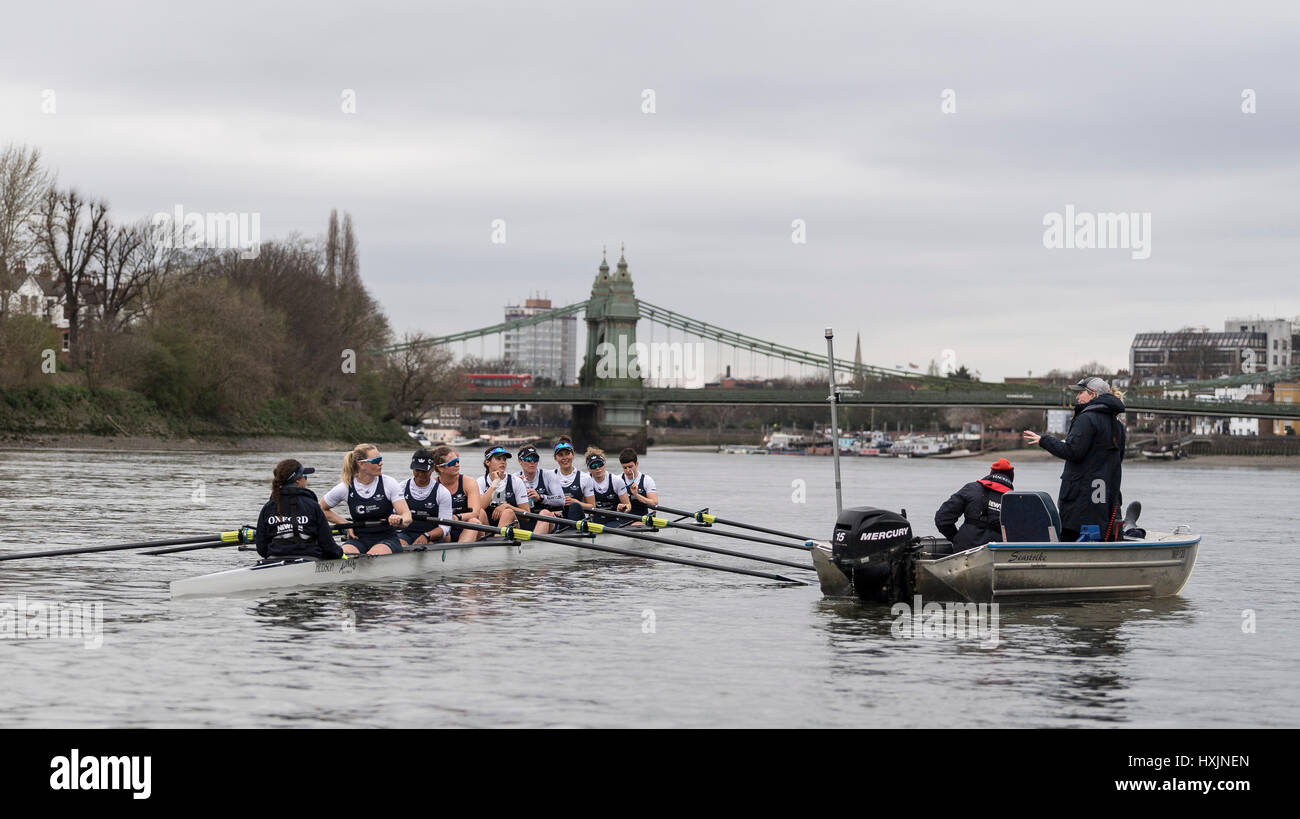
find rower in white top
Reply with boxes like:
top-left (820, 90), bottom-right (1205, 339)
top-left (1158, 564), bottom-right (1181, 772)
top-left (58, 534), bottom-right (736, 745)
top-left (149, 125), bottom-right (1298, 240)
top-left (516, 444), bottom-right (561, 535)
top-left (477, 445), bottom-right (531, 529)
top-left (617, 447), bottom-right (658, 526)
top-left (551, 436), bottom-right (595, 527)
top-left (397, 448), bottom-right (454, 547)
top-left (319, 443), bottom-right (413, 555)
top-left (584, 447), bottom-right (632, 527)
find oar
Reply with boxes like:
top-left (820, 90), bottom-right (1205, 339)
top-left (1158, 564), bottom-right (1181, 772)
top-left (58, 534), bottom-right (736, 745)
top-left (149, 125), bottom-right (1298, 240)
top-left (143, 523), bottom-right (354, 555)
top-left (647, 502), bottom-right (814, 542)
top-left (436, 518), bottom-right (806, 584)
top-left (514, 511), bottom-right (813, 572)
top-left (573, 506), bottom-right (812, 552)
top-left (0, 529), bottom-right (258, 563)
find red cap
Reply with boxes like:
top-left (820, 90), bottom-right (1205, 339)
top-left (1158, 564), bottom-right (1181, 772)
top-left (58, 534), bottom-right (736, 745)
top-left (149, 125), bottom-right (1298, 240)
top-left (991, 458), bottom-right (1013, 472)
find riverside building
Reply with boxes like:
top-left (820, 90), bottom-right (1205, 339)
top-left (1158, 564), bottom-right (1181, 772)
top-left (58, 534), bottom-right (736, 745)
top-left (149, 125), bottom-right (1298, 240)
top-left (502, 297), bottom-right (578, 386)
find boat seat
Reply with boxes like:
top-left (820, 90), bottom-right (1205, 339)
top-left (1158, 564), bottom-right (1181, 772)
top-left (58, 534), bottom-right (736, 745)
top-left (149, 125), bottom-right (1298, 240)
top-left (998, 491), bottom-right (1062, 543)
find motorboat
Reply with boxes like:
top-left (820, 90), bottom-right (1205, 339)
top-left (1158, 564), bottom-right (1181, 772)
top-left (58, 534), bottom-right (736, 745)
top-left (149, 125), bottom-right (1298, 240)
top-left (811, 492), bottom-right (1199, 604)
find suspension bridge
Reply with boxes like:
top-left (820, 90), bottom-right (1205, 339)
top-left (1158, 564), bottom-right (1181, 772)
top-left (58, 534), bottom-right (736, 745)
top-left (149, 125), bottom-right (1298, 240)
top-left (382, 250), bottom-right (1300, 449)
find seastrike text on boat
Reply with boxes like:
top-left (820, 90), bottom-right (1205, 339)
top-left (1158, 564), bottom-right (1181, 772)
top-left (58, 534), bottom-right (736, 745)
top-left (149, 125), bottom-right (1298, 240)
top-left (49, 749), bottom-right (151, 800)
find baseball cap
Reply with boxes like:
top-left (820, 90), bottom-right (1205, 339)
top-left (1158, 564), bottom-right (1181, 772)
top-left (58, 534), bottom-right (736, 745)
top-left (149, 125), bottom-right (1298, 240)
top-left (410, 450), bottom-right (435, 471)
top-left (1071, 376), bottom-right (1111, 395)
top-left (484, 446), bottom-right (513, 460)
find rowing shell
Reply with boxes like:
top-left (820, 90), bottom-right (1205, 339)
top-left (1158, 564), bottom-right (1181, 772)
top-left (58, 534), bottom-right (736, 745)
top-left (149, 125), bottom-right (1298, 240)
top-left (170, 528), bottom-right (672, 599)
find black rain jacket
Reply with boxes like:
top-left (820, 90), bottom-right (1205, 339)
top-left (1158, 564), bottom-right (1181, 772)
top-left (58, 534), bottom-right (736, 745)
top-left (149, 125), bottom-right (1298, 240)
top-left (1038, 393), bottom-right (1126, 536)
top-left (255, 485), bottom-right (344, 559)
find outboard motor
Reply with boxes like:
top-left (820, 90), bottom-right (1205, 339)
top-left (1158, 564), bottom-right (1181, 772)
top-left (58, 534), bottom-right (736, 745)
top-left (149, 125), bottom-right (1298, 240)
top-left (831, 507), bottom-right (920, 603)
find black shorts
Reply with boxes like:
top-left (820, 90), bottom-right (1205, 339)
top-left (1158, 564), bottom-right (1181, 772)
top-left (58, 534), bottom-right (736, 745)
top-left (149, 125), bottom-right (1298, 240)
top-left (344, 533), bottom-right (404, 554)
top-left (397, 526), bottom-right (444, 546)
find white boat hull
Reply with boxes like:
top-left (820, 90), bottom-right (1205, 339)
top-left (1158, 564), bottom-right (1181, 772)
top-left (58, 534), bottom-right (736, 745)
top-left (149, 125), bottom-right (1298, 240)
top-left (913, 532), bottom-right (1201, 604)
top-left (171, 528), bottom-right (677, 599)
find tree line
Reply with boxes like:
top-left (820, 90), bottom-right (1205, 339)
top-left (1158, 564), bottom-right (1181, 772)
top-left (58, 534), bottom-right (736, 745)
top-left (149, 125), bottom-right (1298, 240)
top-left (0, 143), bottom-right (457, 431)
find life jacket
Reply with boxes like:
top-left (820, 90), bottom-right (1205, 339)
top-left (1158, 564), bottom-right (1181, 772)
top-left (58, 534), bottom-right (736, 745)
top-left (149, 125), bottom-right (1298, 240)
top-left (975, 472), bottom-right (1013, 532)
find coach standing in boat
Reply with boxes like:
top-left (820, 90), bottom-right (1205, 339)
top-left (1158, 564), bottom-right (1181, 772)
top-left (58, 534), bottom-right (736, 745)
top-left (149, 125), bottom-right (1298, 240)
top-left (320, 444), bottom-right (412, 555)
top-left (1023, 377), bottom-right (1127, 541)
top-left (256, 459), bottom-right (344, 560)
top-left (933, 458), bottom-right (1014, 552)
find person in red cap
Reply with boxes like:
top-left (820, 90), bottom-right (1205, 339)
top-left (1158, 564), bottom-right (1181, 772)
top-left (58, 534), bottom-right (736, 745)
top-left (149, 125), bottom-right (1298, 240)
top-left (933, 458), bottom-right (1015, 552)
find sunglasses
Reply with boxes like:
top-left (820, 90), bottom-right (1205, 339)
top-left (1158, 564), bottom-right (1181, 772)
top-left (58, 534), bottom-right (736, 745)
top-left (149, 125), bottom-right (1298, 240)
top-left (438, 458), bottom-right (460, 467)
top-left (361, 456), bottom-right (382, 464)
top-left (520, 455), bottom-right (539, 463)
top-left (587, 459), bottom-right (605, 468)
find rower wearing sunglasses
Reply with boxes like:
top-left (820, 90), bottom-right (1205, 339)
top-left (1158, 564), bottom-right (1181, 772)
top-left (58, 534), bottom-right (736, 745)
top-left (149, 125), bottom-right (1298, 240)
top-left (397, 448), bottom-right (453, 547)
top-left (478, 446), bottom-right (530, 529)
top-left (551, 436), bottom-right (595, 526)
top-left (430, 445), bottom-right (482, 542)
top-left (515, 444), bottom-right (561, 534)
top-left (585, 447), bottom-right (632, 526)
top-left (320, 443), bottom-right (412, 555)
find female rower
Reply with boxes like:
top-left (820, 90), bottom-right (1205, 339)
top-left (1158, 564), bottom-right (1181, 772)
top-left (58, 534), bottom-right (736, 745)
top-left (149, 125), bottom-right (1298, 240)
top-left (551, 436), bottom-right (595, 526)
top-left (431, 445), bottom-right (482, 542)
top-left (256, 459), bottom-right (343, 560)
top-left (478, 445), bottom-right (531, 529)
top-left (397, 448), bottom-right (453, 547)
top-left (618, 448), bottom-right (659, 526)
top-left (585, 448), bottom-right (631, 526)
top-left (319, 444), bottom-right (412, 555)
top-left (515, 444), bottom-right (560, 535)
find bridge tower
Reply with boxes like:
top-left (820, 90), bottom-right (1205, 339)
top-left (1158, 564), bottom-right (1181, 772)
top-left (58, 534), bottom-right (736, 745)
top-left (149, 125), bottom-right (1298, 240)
top-left (574, 246), bottom-right (646, 452)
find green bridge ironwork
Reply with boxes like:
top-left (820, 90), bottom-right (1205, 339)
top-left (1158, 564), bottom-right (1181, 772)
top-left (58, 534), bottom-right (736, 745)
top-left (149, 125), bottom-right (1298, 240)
top-left (381, 251), bottom-right (1300, 445)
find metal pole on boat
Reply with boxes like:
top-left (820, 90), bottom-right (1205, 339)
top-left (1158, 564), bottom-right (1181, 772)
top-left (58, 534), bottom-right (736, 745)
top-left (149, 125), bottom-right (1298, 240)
top-left (825, 327), bottom-right (843, 516)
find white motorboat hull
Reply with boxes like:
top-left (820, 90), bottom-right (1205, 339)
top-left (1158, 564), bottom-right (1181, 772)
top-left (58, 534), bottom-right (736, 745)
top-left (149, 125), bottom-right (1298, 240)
top-left (913, 532), bottom-right (1201, 604)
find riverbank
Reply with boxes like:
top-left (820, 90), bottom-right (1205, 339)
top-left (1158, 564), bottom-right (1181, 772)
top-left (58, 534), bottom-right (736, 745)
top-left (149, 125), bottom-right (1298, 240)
top-left (0, 433), bottom-right (411, 452)
top-left (666, 444), bottom-right (1300, 469)
top-left (0, 384), bottom-right (407, 448)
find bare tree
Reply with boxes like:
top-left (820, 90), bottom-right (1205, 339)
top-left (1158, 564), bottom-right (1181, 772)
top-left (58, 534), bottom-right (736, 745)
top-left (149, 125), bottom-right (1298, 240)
top-left (0, 144), bottom-right (53, 315)
top-left (324, 209), bottom-right (339, 285)
top-left (40, 187), bottom-right (109, 366)
top-left (381, 332), bottom-right (458, 423)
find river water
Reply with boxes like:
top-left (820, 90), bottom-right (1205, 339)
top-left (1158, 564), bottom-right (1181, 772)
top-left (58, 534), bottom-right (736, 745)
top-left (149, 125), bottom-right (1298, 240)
top-left (1, 447), bottom-right (1296, 728)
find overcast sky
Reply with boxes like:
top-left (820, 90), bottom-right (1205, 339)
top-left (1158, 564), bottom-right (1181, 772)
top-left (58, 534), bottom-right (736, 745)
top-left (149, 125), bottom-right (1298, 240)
top-left (5, 0), bottom-right (1298, 381)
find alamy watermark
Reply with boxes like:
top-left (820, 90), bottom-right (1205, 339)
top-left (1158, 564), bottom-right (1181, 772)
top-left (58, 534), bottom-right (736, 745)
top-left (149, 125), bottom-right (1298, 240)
top-left (1042, 204), bottom-right (1151, 260)
top-left (596, 338), bottom-right (706, 387)
top-left (151, 204), bottom-right (261, 259)
top-left (891, 594), bottom-right (999, 648)
top-left (0, 596), bottom-right (104, 648)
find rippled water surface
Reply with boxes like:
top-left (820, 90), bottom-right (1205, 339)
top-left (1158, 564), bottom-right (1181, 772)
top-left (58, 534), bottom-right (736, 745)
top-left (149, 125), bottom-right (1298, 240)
top-left (2, 447), bottom-right (1296, 727)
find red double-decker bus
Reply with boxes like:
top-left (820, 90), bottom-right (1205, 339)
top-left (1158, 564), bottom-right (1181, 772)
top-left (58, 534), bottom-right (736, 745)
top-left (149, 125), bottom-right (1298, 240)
top-left (461, 373), bottom-right (533, 391)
